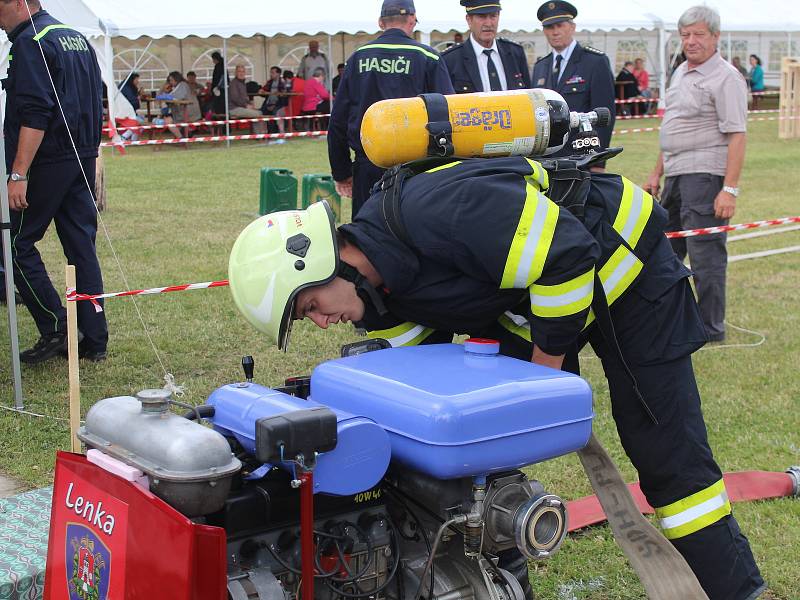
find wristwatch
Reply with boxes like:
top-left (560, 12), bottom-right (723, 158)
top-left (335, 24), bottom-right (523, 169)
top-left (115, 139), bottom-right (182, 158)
top-left (722, 186), bottom-right (739, 197)
top-left (9, 172), bottom-right (28, 182)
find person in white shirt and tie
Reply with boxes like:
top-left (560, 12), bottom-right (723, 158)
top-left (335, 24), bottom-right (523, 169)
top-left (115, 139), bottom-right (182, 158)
top-left (442, 0), bottom-right (530, 94)
top-left (531, 0), bottom-right (616, 161)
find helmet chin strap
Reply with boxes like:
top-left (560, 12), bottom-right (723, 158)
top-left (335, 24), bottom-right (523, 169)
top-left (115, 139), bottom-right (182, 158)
top-left (337, 261), bottom-right (388, 317)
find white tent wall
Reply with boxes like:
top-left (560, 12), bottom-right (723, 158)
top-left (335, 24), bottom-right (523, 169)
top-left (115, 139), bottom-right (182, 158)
top-left (97, 27), bottom-right (791, 98)
top-left (1, 1), bottom-right (797, 92)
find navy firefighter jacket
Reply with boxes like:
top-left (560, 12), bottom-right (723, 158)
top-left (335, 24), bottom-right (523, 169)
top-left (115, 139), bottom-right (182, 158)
top-left (327, 28), bottom-right (454, 182)
top-left (3, 10), bottom-right (103, 170)
top-left (340, 157), bottom-right (687, 356)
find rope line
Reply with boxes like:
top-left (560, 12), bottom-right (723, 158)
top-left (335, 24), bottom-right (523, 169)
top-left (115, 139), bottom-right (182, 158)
top-left (23, 6), bottom-right (173, 384)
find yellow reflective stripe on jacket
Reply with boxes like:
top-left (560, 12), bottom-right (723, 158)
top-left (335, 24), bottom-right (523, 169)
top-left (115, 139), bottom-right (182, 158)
top-left (530, 268), bottom-right (594, 318)
top-left (425, 161), bottom-right (462, 173)
top-left (655, 479), bottom-right (731, 539)
top-left (500, 182), bottom-right (559, 289)
top-left (524, 158), bottom-right (549, 191)
top-left (368, 322), bottom-right (434, 347)
top-left (357, 44), bottom-right (439, 61)
top-left (584, 245), bottom-right (643, 327)
top-left (32, 24), bottom-right (73, 41)
top-left (598, 245), bottom-right (643, 305)
top-left (498, 312), bottom-right (531, 341)
top-left (612, 178), bottom-right (653, 250)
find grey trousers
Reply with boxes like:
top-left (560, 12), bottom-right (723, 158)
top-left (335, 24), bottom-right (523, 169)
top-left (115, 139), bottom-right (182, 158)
top-left (661, 173), bottom-right (727, 340)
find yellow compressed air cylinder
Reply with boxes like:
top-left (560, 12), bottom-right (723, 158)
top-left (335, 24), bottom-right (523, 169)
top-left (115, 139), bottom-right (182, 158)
top-left (360, 89), bottom-right (560, 168)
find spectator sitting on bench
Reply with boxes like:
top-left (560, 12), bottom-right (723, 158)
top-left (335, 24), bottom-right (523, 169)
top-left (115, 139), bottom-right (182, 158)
top-left (616, 61), bottom-right (639, 115)
top-left (229, 64), bottom-right (266, 133)
top-left (164, 71), bottom-right (202, 139)
top-left (632, 57), bottom-right (652, 115)
top-left (262, 66), bottom-right (287, 136)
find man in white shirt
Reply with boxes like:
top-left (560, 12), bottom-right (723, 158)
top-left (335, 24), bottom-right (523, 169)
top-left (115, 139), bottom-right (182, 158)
top-left (532, 0), bottom-right (616, 156)
top-left (442, 0), bottom-right (530, 94)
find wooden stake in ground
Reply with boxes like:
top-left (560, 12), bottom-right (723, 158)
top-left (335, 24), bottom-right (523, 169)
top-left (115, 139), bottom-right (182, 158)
top-left (66, 265), bottom-right (81, 453)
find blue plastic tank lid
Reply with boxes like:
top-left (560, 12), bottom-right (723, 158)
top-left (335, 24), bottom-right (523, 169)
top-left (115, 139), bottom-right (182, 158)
top-left (464, 338), bottom-right (500, 355)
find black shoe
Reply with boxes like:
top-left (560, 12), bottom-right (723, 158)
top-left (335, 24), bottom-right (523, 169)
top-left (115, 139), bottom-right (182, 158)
top-left (79, 347), bottom-right (107, 362)
top-left (0, 292), bottom-right (23, 305)
top-left (20, 332), bottom-right (67, 364)
top-left (56, 336), bottom-right (106, 362)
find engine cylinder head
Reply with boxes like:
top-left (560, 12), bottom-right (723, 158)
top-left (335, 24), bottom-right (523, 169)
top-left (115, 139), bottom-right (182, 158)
top-left (513, 493), bottom-right (567, 559)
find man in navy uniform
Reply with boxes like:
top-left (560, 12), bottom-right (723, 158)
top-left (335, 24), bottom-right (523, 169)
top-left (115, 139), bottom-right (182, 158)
top-left (327, 0), bottom-right (454, 218)
top-left (0, 0), bottom-right (108, 363)
top-left (532, 1), bottom-right (616, 159)
top-left (442, 0), bottom-right (530, 94)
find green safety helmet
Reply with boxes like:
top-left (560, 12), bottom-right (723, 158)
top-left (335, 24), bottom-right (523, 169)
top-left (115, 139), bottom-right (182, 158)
top-left (229, 201), bottom-right (339, 350)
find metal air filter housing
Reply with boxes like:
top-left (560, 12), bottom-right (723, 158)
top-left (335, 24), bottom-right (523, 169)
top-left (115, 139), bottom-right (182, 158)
top-left (78, 390), bottom-right (241, 516)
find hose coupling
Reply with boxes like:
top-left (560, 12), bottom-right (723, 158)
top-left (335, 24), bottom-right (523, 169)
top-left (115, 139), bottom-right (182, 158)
top-left (786, 466), bottom-right (800, 497)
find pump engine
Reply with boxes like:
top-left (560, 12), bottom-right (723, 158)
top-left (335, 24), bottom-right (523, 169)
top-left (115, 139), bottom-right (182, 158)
top-left (49, 342), bottom-right (593, 600)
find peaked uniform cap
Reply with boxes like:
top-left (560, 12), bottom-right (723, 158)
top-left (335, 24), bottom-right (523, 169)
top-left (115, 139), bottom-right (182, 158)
top-left (537, 0), bottom-right (577, 25)
top-left (460, 0), bottom-right (502, 15)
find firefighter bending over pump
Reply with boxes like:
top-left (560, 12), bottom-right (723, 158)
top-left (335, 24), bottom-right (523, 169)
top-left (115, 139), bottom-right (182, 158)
top-left (229, 90), bottom-right (765, 600)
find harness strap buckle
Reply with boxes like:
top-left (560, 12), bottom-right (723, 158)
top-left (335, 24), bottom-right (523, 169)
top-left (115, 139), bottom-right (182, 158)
top-left (419, 93), bottom-right (454, 158)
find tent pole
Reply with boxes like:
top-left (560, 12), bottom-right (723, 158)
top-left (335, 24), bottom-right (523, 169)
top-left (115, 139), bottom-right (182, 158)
top-left (657, 23), bottom-right (667, 117)
top-left (223, 38), bottom-right (230, 149)
top-left (268, 35), bottom-right (270, 81)
top-left (103, 35), bottom-right (118, 150)
top-left (0, 96), bottom-right (24, 410)
top-left (727, 32), bottom-right (732, 63)
top-left (327, 34), bottom-right (333, 92)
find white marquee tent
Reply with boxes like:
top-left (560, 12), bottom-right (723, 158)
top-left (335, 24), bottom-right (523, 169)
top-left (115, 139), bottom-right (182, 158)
top-left (0, 0), bottom-right (794, 121)
top-left (24, 0), bottom-right (800, 38)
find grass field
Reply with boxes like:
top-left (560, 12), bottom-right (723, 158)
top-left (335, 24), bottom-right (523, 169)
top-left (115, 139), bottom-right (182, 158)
top-left (1, 118), bottom-right (799, 599)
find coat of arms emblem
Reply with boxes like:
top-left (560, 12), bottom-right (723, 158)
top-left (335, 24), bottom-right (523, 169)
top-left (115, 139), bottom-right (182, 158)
top-left (66, 526), bottom-right (110, 600)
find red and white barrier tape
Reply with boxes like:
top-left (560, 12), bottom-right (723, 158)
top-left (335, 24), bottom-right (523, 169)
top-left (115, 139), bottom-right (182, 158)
top-left (100, 130), bottom-right (327, 147)
top-left (66, 279), bottom-right (230, 310)
top-left (614, 97), bottom-right (659, 105)
top-left (103, 113), bottom-right (331, 133)
top-left (67, 217), bottom-right (800, 304)
top-left (664, 216), bottom-right (800, 238)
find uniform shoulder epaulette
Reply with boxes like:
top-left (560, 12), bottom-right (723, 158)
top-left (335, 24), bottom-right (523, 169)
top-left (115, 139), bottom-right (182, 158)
top-left (497, 37), bottom-right (523, 48)
top-left (583, 45), bottom-right (605, 56)
top-left (535, 54), bottom-right (550, 64)
top-left (441, 43), bottom-right (463, 56)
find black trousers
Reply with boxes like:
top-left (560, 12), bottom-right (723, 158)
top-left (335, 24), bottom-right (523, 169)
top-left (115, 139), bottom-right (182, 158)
top-left (662, 173), bottom-right (728, 341)
top-left (483, 240), bottom-right (764, 600)
top-left (351, 158), bottom-right (385, 219)
top-left (7, 158), bottom-right (108, 351)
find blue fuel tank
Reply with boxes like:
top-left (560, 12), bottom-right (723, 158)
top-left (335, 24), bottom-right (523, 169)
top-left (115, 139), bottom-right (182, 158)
top-left (310, 343), bottom-right (593, 479)
top-left (207, 383), bottom-right (391, 496)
